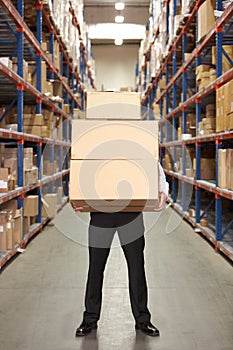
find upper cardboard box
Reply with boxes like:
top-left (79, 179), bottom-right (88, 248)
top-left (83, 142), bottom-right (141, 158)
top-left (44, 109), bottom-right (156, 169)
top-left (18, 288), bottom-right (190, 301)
top-left (71, 120), bottom-right (159, 160)
top-left (86, 91), bottom-right (141, 120)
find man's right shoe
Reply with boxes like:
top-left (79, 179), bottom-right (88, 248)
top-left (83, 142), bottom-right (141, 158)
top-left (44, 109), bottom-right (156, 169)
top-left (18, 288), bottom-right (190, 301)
top-left (135, 322), bottom-right (160, 336)
top-left (75, 321), bottom-right (98, 337)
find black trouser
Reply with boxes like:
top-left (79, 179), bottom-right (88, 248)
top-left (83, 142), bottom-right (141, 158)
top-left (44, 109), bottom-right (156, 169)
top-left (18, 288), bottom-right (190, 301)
top-left (83, 212), bottom-right (151, 325)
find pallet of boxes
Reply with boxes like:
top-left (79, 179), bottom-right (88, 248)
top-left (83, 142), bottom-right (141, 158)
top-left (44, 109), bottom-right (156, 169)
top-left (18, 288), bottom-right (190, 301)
top-left (69, 91), bottom-right (160, 212)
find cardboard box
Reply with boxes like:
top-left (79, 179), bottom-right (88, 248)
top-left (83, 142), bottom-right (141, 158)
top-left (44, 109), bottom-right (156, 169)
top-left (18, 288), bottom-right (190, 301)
top-left (86, 92), bottom-right (141, 120)
top-left (69, 159), bottom-right (159, 212)
top-left (218, 149), bottom-right (228, 188)
top-left (227, 111), bottom-right (233, 130)
top-left (216, 85), bottom-right (225, 132)
top-left (53, 81), bottom-right (63, 97)
top-left (23, 114), bottom-right (46, 126)
top-left (24, 167), bottom-right (38, 186)
top-left (23, 216), bottom-right (30, 234)
top-left (198, 0), bottom-right (215, 42)
top-left (4, 158), bottom-right (17, 177)
top-left (0, 168), bottom-right (9, 193)
top-left (42, 194), bottom-right (57, 218)
top-left (24, 125), bottom-right (42, 137)
top-left (193, 158), bottom-right (215, 180)
top-left (24, 195), bottom-right (38, 217)
top-left (212, 45), bottom-right (233, 73)
top-left (63, 104), bottom-right (70, 115)
top-left (13, 208), bottom-right (22, 245)
top-left (0, 199), bottom-right (18, 218)
top-left (0, 211), bottom-right (7, 251)
top-left (227, 149), bottom-right (233, 190)
top-left (71, 120), bottom-right (159, 160)
top-left (6, 220), bottom-right (13, 250)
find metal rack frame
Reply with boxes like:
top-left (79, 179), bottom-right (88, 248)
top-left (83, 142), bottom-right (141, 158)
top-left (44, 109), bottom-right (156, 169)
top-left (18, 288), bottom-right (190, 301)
top-left (0, 0), bottom-right (94, 268)
top-left (140, 0), bottom-right (233, 261)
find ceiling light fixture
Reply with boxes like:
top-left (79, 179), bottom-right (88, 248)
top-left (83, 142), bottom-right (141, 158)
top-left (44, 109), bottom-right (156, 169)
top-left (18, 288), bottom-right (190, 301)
top-left (115, 15), bottom-right (124, 23)
top-left (115, 2), bottom-right (125, 11)
top-left (114, 38), bottom-right (123, 46)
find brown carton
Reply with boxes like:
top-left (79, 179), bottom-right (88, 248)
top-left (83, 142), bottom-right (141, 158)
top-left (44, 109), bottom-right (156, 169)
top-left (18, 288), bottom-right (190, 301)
top-left (24, 195), bottom-right (38, 217)
top-left (86, 92), bottom-right (141, 120)
top-left (0, 211), bottom-right (7, 251)
top-left (0, 168), bottom-right (9, 193)
top-left (13, 208), bottom-right (22, 245)
top-left (71, 120), bottom-right (159, 160)
top-left (69, 159), bottom-right (159, 212)
top-left (218, 149), bottom-right (228, 188)
top-left (198, 0), bottom-right (215, 42)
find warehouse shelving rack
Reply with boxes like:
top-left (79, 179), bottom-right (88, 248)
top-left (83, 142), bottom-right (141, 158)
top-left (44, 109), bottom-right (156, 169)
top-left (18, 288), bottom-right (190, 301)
top-left (0, 0), bottom-right (95, 269)
top-left (140, 0), bottom-right (233, 261)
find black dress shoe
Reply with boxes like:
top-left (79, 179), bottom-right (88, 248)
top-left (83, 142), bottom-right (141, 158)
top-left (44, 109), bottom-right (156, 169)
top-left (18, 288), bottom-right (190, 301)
top-left (135, 322), bottom-right (160, 336)
top-left (75, 321), bottom-right (98, 337)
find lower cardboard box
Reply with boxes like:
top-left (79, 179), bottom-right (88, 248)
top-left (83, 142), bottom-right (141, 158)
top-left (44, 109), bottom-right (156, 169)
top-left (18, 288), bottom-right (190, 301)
top-left (69, 159), bottom-right (159, 212)
top-left (71, 199), bottom-right (159, 213)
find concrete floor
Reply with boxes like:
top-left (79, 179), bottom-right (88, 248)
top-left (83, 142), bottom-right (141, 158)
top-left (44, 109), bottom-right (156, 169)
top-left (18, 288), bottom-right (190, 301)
top-left (0, 205), bottom-right (233, 350)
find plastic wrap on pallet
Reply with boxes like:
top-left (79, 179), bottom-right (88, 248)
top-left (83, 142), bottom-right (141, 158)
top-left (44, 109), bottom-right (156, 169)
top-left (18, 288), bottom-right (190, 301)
top-left (223, 0), bottom-right (233, 9)
top-left (159, 6), bottom-right (167, 33)
top-left (182, 0), bottom-right (194, 15)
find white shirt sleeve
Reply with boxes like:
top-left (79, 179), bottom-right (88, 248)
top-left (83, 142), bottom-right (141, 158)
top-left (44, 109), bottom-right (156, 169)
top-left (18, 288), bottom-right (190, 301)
top-left (158, 162), bottom-right (169, 197)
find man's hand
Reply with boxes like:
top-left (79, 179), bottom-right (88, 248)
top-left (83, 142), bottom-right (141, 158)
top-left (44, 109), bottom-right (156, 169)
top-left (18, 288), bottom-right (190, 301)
top-left (154, 192), bottom-right (167, 212)
top-left (72, 204), bottom-right (84, 212)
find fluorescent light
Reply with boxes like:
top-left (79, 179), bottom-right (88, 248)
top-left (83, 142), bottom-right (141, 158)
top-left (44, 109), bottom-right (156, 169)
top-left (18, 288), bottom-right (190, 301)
top-left (115, 15), bottom-right (124, 23)
top-left (115, 2), bottom-right (125, 10)
top-left (114, 38), bottom-right (123, 45)
top-left (88, 23), bottom-right (146, 40)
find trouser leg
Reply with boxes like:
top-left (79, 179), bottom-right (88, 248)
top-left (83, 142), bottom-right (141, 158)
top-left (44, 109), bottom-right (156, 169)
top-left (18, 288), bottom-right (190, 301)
top-left (83, 246), bottom-right (111, 323)
top-left (116, 213), bottom-right (151, 324)
top-left (83, 213), bottom-right (116, 323)
top-left (120, 235), bottom-right (151, 324)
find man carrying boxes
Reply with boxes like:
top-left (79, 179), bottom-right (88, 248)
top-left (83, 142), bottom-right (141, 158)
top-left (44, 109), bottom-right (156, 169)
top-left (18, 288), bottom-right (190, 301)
top-left (70, 91), bottom-right (169, 337)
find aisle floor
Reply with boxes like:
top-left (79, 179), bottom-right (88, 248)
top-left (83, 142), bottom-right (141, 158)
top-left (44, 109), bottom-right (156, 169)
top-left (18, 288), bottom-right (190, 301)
top-left (0, 205), bottom-right (233, 350)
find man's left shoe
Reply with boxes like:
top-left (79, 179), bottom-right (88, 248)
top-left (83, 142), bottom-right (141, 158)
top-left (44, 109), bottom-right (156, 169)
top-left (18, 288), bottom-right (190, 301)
top-left (135, 322), bottom-right (160, 336)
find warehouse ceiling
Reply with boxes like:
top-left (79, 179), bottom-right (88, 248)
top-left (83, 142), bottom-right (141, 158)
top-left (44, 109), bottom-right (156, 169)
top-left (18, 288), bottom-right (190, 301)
top-left (84, 0), bottom-right (150, 44)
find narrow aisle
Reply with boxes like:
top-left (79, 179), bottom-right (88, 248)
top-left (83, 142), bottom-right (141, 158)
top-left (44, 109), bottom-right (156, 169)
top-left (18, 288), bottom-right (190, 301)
top-left (0, 205), bottom-right (233, 350)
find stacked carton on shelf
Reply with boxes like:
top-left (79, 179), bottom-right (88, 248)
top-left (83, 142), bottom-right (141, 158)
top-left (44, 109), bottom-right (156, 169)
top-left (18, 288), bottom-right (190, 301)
top-left (218, 149), bottom-right (233, 190)
top-left (0, 199), bottom-right (22, 251)
top-left (216, 79), bottom-right (233, 132)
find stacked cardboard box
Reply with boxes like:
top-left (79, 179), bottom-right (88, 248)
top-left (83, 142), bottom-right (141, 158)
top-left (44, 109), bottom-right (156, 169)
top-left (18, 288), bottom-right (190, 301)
top-left (162, 154), bottom-right (172, 171)
top-left (0, 168), bottom-right (15, 192)
top-left (198, 0), bottom-right (215, 42)
top-left (0, 146), bottom-right (38, 186)
top-left (212, 45), bottom-right (233, 74)
top-left (0, 200), bottom-right (22, 251)
top-left (216, 79), bottom-right (233, 132)
top-left (70, 118), bottom-right (159, 212)
top-left (218, 149), bottom-right (233, 190)
top-left (24, 195), bottom-right (39, 225)
top-left (4, 105), bottom-right (53, 138)
top-left (198, 104), bottom-right (216, 135)
top-left (86, 92), bottom-right (141, 120)
top-left (29, 61), bottom-right (53, 97)
top-left (193, 158), bottom-right (216, 180)
top-left (12, 57), bottom-right (29, 82)
top-left (196, 65), bottom-right (215, 90)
